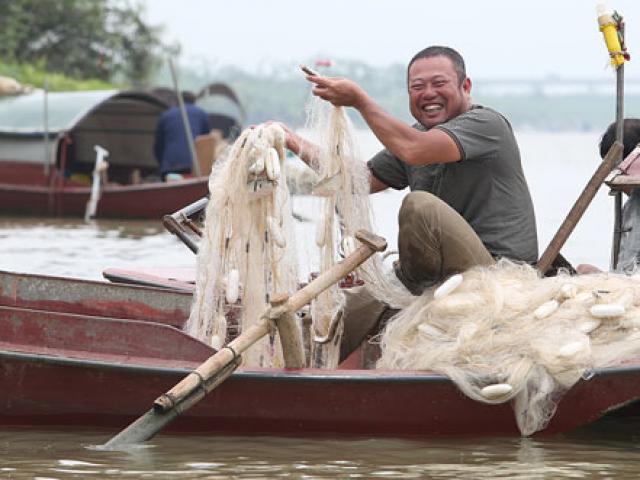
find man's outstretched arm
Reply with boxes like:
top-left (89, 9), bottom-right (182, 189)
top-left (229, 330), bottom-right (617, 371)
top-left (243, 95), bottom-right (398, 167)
top-left (306, 75), bottom-right (460, 167)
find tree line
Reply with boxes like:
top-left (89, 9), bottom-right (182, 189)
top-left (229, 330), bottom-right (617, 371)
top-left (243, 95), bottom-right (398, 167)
top-left (0, 0), bottom-right (175, 85)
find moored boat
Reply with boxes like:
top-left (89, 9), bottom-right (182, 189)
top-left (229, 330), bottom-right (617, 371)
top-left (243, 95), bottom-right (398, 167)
top-left (0, 86), bottom-right (242, 220)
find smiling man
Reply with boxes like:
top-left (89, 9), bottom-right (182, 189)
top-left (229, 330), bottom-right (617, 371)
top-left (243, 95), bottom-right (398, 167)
top-left (288, 46), bottom-right (538, 294)
top-left (283, 46), bottom-right (538, 359)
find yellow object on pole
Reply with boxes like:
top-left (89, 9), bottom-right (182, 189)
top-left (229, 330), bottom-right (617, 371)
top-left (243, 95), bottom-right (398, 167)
top-left (597, 4), bottom-right (626, 67)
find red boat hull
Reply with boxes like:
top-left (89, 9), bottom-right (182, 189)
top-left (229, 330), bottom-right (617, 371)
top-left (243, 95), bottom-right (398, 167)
top-left (0, 270), bottom-right (192, 328)
top-left (1, 270), bottom-right (639, 437)
top-left (2, 346), bottom-right (640, 437)
top-left (0, 171), bottom-right (208, 220)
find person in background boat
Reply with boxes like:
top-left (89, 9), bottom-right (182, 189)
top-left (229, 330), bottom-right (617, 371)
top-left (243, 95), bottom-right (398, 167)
top-left (581, 119), bottom-right (640, 274)
top-left (153, 91), bottom-right (211, 181)
top-left (279, 46), bottom-right (538, 359)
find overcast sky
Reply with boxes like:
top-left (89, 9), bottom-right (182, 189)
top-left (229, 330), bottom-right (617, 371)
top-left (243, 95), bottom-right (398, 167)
top-left (142, 0), bottom-right (640, 79)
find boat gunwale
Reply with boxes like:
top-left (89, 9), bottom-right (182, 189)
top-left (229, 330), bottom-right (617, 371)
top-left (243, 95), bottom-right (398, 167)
top-left (1, 347), bottom-right (638, 383)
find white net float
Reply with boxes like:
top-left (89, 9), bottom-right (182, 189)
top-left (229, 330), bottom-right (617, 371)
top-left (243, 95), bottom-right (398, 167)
top-left (225, 269), bottom-right (240, 304)
top-left (433, 274), bottom-right (463, 299)
top-left (265, 148), bottom-right (281, 181)
top-left (534, 300), bottom-right (559, 319)
top-left (480, 383), bottom-right (513, 400)
top-left (590, 303), bottom-right (626, 318)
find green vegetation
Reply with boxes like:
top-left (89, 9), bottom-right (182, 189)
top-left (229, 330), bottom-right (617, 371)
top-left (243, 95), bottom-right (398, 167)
top-left (0, 0), bottom-right (175, 86)
top-left (0, 60), bottom-right (118, 91)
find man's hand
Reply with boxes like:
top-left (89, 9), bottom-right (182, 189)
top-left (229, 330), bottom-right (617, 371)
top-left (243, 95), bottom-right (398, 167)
top-left (265, 121), bottom-right (320, 169)
top-left (306, 75), bottom-right (368, 109)
top-left (263, 121), bottom-right (300, 153)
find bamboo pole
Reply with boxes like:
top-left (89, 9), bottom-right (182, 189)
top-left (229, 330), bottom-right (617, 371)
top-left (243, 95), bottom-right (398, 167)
top-left (537, 141), bottom-right (623, 274)
top-left (611, 25), bottom-right (625, 270)
top-left (168, 58), bottom-right (201, 177)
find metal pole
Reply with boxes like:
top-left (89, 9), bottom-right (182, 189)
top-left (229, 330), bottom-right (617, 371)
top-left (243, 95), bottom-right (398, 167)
top-left (168, 58), bottom-right (201, 177)
top-left (610, 24), bottom-right (625, 270)
top-left (43, 78), bottom-right (50, 177)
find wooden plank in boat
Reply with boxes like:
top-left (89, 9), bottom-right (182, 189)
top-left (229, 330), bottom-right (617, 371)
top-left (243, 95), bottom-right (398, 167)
top-left (103, 267), bottom-right (195, 292)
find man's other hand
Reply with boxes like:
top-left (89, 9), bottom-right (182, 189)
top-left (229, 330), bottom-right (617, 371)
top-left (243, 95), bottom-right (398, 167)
top-left (306, 75), bottom-right (367, 109)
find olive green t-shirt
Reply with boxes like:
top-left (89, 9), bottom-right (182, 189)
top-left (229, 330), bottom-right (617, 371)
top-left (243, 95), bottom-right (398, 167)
top-left (367, 105), bottom-right (538, 263)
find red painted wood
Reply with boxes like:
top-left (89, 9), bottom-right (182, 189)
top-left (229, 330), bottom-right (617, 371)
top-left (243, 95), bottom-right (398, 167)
top-left (0, 270), bottom-right (192, 327)
top-left (0, 172), bottom-right (208, 219)
top-left (0, 306), bottom-right (211, 365)
top-left (0, 162), bottom-right (49, 185)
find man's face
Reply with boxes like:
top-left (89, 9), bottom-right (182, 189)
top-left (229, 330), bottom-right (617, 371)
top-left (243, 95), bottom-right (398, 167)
top-left (407, 56), bottom-right (471, 128)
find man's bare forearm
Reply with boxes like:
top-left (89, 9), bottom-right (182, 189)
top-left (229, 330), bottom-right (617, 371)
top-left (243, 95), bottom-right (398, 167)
top-left (286, 131), bottom-right (321, 171)
top-left (356, 96), bottom-right (458, 166)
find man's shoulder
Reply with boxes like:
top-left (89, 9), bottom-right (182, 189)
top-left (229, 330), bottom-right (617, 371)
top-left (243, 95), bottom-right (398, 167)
top-left (464, 104), bottom-right (508, 122)
top-left (440, 104), bottom-right (513, 134)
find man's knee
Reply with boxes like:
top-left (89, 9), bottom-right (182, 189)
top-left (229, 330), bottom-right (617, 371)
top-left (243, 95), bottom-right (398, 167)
top-left (399, 191), bottom-right (441, 229)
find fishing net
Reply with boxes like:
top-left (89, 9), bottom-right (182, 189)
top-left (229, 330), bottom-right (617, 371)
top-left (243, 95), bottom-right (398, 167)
top-left (302, 98), bottom-right (413, 366)
top-left (377, 259), bottom-right (640, 435)
top-left (187, 97), bottom-right (410, 368)
top-left (185, 123), bottom-right (299, 367)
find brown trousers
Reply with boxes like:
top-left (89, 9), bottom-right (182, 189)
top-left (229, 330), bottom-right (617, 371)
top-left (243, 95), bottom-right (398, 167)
top-left (339, 191), bottom-right (494, 361)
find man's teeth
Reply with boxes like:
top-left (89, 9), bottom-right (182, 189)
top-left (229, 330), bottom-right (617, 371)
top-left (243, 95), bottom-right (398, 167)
top-left (424, 105), bottom-right (443, 112)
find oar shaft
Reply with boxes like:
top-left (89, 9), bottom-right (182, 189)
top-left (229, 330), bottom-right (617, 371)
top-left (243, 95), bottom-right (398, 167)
top-left (537, 141), bottom-right (623, 274)
top-left (103, 229), bottom-right (386, 448)
top-left (288, 230), bottom-right (386, 312)
top-left (157, 229), bottom-right (385, 409)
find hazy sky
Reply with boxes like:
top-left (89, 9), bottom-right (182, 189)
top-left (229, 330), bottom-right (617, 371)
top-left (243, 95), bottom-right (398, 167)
top-left (142, 0), bottom-right (640, 79)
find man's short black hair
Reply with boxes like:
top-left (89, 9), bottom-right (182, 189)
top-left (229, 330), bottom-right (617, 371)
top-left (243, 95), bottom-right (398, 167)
top-left (600, 119), bottom-right (640, 158)
top-left (407, 46), bottom-right (466, 85)
top-left (181, 91), bottom-right (197, 104)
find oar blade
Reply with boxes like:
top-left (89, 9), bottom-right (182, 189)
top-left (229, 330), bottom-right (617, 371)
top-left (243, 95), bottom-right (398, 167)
top-left (101, 408), bottom-right (177, 450)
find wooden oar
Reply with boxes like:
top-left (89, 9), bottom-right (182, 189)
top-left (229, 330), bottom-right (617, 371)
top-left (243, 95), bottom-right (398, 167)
top-left (537, 141), bottom-right (623, 274)
top-left (102, 229), bottom-right (386, 448)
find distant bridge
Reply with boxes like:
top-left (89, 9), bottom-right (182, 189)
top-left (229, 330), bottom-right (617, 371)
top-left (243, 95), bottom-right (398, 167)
top-left (473, 77), bottom-right (640, 96)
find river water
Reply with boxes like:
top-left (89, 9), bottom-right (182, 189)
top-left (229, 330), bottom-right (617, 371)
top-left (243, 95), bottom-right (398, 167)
top-left (1, 130), bottom-right (638, 478)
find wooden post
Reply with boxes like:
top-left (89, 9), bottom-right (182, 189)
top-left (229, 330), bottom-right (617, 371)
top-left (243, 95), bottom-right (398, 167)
top-left (301, 310), bottom-right (312, 367)
top-left (270, 293), bottom-right (305, 369)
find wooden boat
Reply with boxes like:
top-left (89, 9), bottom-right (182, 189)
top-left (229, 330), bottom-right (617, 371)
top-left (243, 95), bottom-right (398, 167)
top-left (0, 86), bottom-right (242, 219)
top-left (1, 269), bottom-right (640, 437)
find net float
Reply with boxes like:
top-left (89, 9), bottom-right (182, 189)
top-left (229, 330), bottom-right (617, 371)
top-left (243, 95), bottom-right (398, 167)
top-left (480, 383), bottom-right (513, 400)
top-left (434, 274), bottom-right (463, 299)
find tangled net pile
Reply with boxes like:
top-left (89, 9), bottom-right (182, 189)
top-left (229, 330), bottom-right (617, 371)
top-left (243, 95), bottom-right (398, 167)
top-left (378, 260), bottom-right (640, 435)
top-left (186, 123), bottom-right (299, 367)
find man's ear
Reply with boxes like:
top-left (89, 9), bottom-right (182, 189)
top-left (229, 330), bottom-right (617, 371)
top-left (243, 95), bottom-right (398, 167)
top-left (462, 77), bottom-right (472, 95)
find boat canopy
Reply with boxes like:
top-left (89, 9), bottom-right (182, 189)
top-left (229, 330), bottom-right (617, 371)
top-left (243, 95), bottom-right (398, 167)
top-left (0, 90), bottom-right (169, 173)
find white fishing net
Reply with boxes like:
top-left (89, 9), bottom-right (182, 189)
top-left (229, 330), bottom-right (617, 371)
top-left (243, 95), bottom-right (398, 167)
top-left (303, 98), bottom-right (413, 366)
top-left (187, 98), bottom-right (410, 369)
top-left (185, 123), bottom-right (299, 367)
top-left (377, 259), bottom-right (640, 435)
